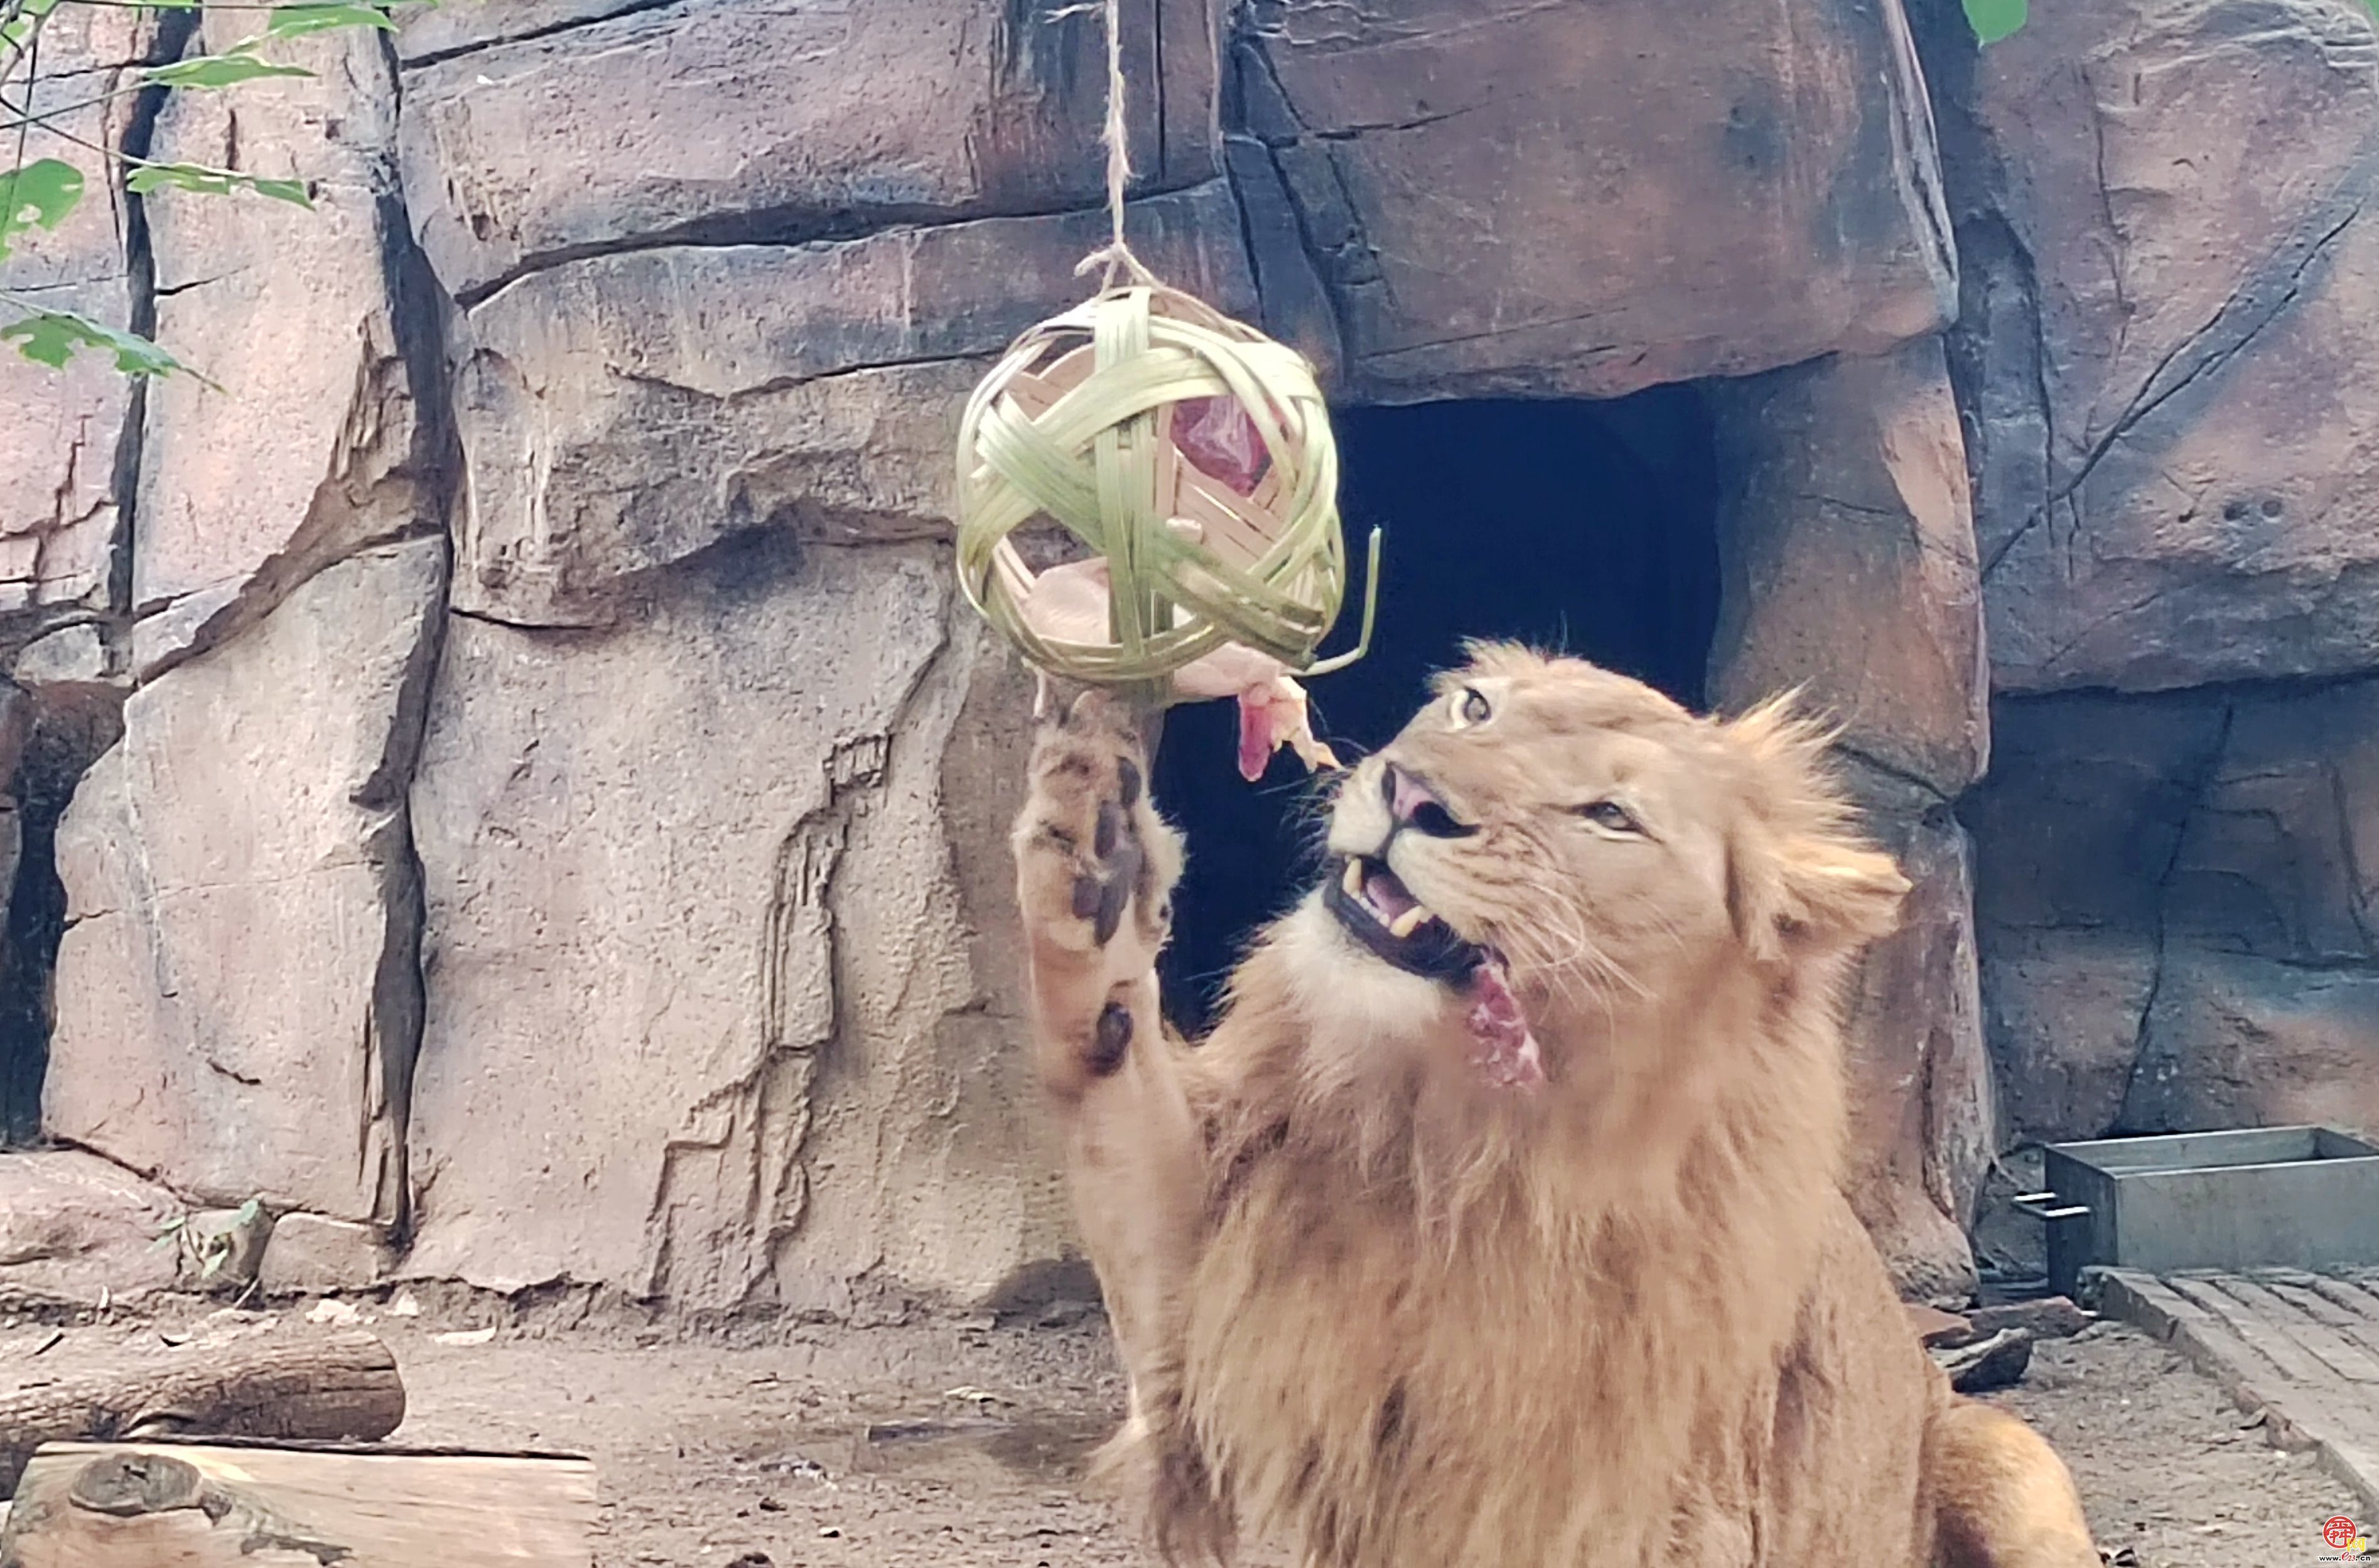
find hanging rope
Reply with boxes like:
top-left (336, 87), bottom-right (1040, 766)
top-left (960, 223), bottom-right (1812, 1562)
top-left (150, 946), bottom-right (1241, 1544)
top-left (1048, 0), bottom-right (1163, 289)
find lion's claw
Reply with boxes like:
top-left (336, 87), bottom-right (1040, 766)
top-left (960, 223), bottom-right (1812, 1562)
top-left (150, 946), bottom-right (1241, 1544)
top-left (1014, 690), bottom-right (1180, 961)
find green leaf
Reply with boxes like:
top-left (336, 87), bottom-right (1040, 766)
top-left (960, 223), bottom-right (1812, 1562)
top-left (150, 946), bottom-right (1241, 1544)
top-left (0, 158), bottom-right (87, 259)
top-left (127, 162), bottom-right (237, 197)
top-left (1963, 0), bottom-right (2027, 45)
top-left (251, 177), bottom-right (314, 208)
top-left (234, 1197), bottom-right (264, 1226)
top-left (127, 163), bottom-right (313, 209)
top-left (0, 0), bottom-right (63, 46)
top-left (2, 311), bottom-right (195, 380)
top-left (200, 1247), bottom-right (226, 1279)
top-left (266, 4), bottom-right (400, 39)
top-left (144, 52), bottom-right (315, 89)
top-left (0, 3), bottom-right (63, 51)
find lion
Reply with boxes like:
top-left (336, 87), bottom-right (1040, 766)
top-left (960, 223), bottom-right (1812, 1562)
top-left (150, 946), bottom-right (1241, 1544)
top-left (1010, 645), bottom-right (2098, 1568)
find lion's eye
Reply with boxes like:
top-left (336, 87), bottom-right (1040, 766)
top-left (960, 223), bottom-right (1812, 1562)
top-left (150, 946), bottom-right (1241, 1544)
top-left (1574, 800), bottom-right (1643, 835)
top-left (1449, 686), bottom-right (1492, 729)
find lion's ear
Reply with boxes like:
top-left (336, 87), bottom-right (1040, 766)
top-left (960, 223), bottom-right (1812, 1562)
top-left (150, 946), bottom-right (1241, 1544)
top-left (1727, 822), bottom-right (1910, 965)
top-left (1718, 695), bottom-right (1909, 963)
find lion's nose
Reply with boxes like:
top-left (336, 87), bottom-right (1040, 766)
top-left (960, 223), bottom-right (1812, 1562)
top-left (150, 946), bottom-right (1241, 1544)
top-left (1384, 763), bottom-right (1476, 839)
top-left (1385, 763), bottom-right (1436, 822)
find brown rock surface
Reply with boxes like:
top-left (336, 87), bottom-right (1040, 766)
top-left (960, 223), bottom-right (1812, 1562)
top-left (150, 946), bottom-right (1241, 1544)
top-left (2125, 952), bottom-right (2379, 1137)
top-left (1231, 0), bottom-right (1953, 400)
top-left (1906, 1302), bottom-right (1972, 1347)
top-left (1842, 771), bottom-right (1996, 1305)
top-left (1948, 0), bottom-right (2379, 692)
top-left (45, 539), bottom-right (445, 1223)
top-left (2162, 684), bottom-right (2379, 962)
top-left (1934, 1324), bottom-right (2032, 1393)
top-left (1975, 929), bottom-right (2160, 1147)
top-left (1704, 337), bottom-right (1996, 1296)
top-left (2124, 680), bottom-right (2379, 1139)
top-left (1708, 338), bottom-right (1989, 795)
top-left (447, 185), bottom-right (1253, 628)
top-left (396, 0), bottom-right (667, 61)
top-left (0, 8), bottom-right (157, 622)
top-left (13, 624), bottom-right (109, 692)
top-left (132, 18), bottom-right (441, 677)
top-left (259, 1213), bottom-right (392, 1297)
top-left (405, 549), bottom-right (1065, 1311)
top-left (1970, 680), bottom-right (2379, 1146)
top-left (1966, 692), bottom-right (2224, 1143)
top-left (1968, 1296), bottom-right (2093, 1342)
top-left (396, 0), bottom-right (1219, 303)
top-left (0, 1150), bottom-right (180, 1306)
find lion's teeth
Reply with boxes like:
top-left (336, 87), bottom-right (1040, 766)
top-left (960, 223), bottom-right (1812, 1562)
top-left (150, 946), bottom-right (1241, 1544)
top-left (1389, 905), bottom-right (1432, 940)
top-left (1342, 859), bottom-right (1366, 898)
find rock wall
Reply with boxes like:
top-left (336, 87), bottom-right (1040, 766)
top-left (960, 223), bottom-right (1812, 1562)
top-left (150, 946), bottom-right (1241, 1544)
top-left (403, 550), bottom-right (1064, 1312)
top-left (1968, 685), bottom-right (2379, 1148)
top-left (1226, 0), bottom-right (1955, 397)
top-left (1938, 0), bottom-right (2379, 696)
top-left (1918, 0), bottom-right (2379, 1167)
top-left (47, 540), bottom-right (443, 1225)
top-left (8, 0), bottom-right (2368, 1313)
top-left (1707, 340), bottom-right (1995, 1301)
top-left (0, 8), bottom-right (156, 623)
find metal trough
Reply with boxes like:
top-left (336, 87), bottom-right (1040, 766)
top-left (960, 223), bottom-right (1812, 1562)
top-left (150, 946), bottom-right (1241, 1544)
top-left (2015, 1125), bottom-right (2379, 1297)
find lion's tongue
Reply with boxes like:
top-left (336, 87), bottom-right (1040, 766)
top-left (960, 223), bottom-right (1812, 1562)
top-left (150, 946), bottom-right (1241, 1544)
top-left (1461, 952), bottom-right (1545, 1090)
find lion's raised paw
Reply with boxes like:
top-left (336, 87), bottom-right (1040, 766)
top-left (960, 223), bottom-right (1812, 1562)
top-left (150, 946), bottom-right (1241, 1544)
top-left (1013, 690), bottom-right (1180, 959)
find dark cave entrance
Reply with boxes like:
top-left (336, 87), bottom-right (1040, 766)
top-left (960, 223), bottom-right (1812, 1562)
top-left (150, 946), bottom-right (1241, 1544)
top-left (0, 695), bottom-right (122, 1147)
top-left (1152, 387), bottom-right (1724, 1033)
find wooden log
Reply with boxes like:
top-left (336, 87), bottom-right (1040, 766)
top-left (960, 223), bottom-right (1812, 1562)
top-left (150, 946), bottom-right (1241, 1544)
top-left (0, 1441), bottom-right (595, 1567)
top-left (0, 1331), bottom-right (403, 1495)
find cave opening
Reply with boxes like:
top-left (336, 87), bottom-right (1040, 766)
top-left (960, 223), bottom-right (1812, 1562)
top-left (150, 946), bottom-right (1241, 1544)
top-left (0, 695), bottom-right (122, 1147)
top-left (1152, 387), bottom-right (1724, 1033)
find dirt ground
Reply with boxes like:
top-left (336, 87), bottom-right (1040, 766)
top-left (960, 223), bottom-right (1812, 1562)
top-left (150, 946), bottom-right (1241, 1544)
top-left (6, 1296), bottom-right (2357, 1567)
top-left (1987, 1325), bottom-right (2349, 1568)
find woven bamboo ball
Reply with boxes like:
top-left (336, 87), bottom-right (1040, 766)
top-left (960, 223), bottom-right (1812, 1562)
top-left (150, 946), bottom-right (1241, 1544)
top-left (955, 282), bottom-right (1355, 689)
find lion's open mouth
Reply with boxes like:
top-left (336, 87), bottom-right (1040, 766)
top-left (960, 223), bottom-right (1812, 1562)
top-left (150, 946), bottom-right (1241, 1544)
top-left (1324, 854), bottom-right (1546, 1090)
top-left (1325, 854), bottom-right (1480, 981)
